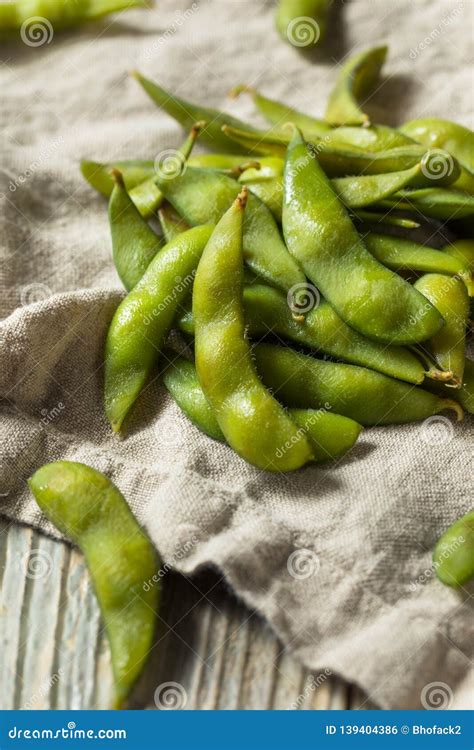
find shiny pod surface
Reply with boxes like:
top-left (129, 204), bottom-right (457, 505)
top-left (253, 344), bottom-right (462, 426)
top-left (193, 191), bottom-right (314, 471)
top-left (104, 225), bottom-right (214, 432)
top-left (29, 461), bottom-right (159, 708)
top-left (282, 130), bottom-right (444, 344)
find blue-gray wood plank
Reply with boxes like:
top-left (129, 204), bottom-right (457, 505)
top-left (0, 518), bottom-right (367, 710)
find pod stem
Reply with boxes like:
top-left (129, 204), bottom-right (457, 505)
top-left (439, 399), bottom-right (464, 422)
top-left (228, 160), bottom-right (261, 177)
top-left (229, 84), bottom-right (254, 99)
top-left (110, 168), bottom-right (125, 187)
top-left (425, 368), bottom-right (456, 384)
top-left (236, 186), bottom-right (248, 209)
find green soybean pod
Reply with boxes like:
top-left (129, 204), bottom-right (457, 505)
top-left (28, 461), bottom-right (159, 708)
top-left (433, 510), bottom-right (474, 588)
top-left (275, 0), bottom-right (330, 45)
top-left (108, 170), bottom-right (162, 292)
top-left (81, 160), bottom-right (155, 198)
top-left (158, 204), bottom-right (190, 243)
top-left (193, 188), bottom-right (314, 472)
top-left (253, 344), bottom-right (463, 426)
top-left (364, 234), bottom-right (472, 283)
top-left (282, 129), bottom-right (443, 344)
top-left (132, 72), bottom-right (261, 154)
top-left (105, 225), bottom-right (214, 432)
top-left (325, 45), bottom-right (388, 126)
top-left (0, 0), bottom-right (147, 34)
top-left (414, 274), bottom-right (469, 387)
top-left (442, 240), bottom-right (474, 295)
top-left (162, 354), bottom-right (362, 462)
top-left (458, 358), bottom-right (474, 414)
top-left (400, 117), bottom-right (474, 171)
top-left (231, 85), bottom-right (414, 151)
top-left (393, 188), bottom-right (474, 220)
top-left (177, 284), bottom-right (428, 385)
top-left (154, 166), bottom-right (306, 293)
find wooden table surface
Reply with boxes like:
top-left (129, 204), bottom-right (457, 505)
top-left (0, 517), bottom-right (371, 711)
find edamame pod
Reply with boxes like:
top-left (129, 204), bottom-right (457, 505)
top-left (442, 240), bottom-right (474, 295)
top-left (392, 188), bottom-right (474, 220)
top-left (400, 117), bottom-right (474, 173)
top-left (275, 0), bottom-right (330, 46)
top-left (81, 159), bottom-right (154, 198)
top-left (433, 510), bottom-right (474, 588)
top-left (364, 234), bottom-right (472, 283)
top-left (222, 125), bottom-right (454, 179)
top-left (108, 170), bottom-right (162, 291)
top-left (239, 159), bottom-right (428, 221)
top-left (132, 72), bottom-right (261, 154)
top-left (105, 225), bottom-right (214, 432)
top-left (458, 358), bottom-right (474, 414)
top-left (231, 85), bottom-right (414, 151)
top-left (28, 461), bottom-right (159, 708)
top-left (253, 344), bottom-right (463, 426)
top-left (177, 284), bottom-right (428, 385)
top-left (162, 354), bottom-right (362, 463)
top-left (282, 130), bottom-right (443, 344)
top-left (325, 45), bottom-right (388, 126)
top-left (154, 167), bottom-right (306, 292)
top-left (414, 274), bottom-right (469, 386)
top-left (0, 0), bottom-right (147, 33)
top-left (193, 189), bottom-right (314, 471)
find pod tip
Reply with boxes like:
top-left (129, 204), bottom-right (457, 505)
top-left (236, 186), bottom-right (248, 209)
top-left (110, 168), bottom-right (125, 187)
top-left (439, 399), bottom-right (464, 422)
top-left (229, 84), bottom-right (254, 99)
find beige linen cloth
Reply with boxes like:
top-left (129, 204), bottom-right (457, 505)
top-left (1, 0), bottom-right (473, 709)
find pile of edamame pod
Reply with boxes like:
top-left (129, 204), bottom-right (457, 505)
top-left (26, 44), bottom-right (474, 709)
top-left (80, 44), bottom-right (473, 474)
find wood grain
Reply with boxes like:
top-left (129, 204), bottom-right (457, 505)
top-left (0, 517), bottom-right (367, 710)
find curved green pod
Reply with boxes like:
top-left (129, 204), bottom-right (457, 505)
top-left (253, 344), bottom-right (463, 426)
top-left (282, 130), bottom-right (443, 344)
top-left (458, 358), bottom-right (474, 414)
top-left (222, 124), bottom-right (452, 178)
top-left (162, 354), bottom-right (362, 462)
top-left (177, 284), bottom-right (427, 385)
top-left (239, 159), bottom-right (427, 221)
top-left (414, 274), bottom-right (469, 386)
top-left (232, 85), bottom-right (414, 151)
top-left (392, 188), bottom-right (474, 221)
top-left (442, 240), bottom-right (474, 295)
top-left (433, 510), bottom-right (474, 588)
top-left (81, 160), bottom-right (155, 198)
top-left (400, 117), bottom-right (474, 172)
top-left (154, 166), bottom-right (306, 292)
top-left (104, 225), bottom-right (214, 432)
top-left (0, 0), bottom-right (147, 33)
top-left (364, 234), bottom-right (472, 282)
top-left (275, 0), bottom-right (330, 46)
top-left (325, 45), bottom-right (388, 126)
top-left (108, 170), bottom-right (162, 291)
top-left (28, 461), bottom-right (159, 708)
top-left (132, 72), bottom-right (261, 154)
top-left (193, 189), bottom-right (314, 472)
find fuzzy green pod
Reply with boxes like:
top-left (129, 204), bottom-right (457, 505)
top-left (433, 510), bottom-right (474, 588)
